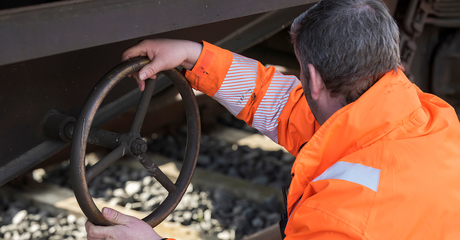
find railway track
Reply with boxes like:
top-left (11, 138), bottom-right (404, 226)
top-left (0, 112), bottom-right (291, 240)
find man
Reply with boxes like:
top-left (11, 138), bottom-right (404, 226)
top-left (86, 0), bottom-right (460, 239)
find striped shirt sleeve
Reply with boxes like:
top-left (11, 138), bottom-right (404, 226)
top-left (185, 41), bottom-right (318, 156)
top-left (213, 53), bottom-right (258, 116)
top-left (251, 70), bottom-right (301, 143)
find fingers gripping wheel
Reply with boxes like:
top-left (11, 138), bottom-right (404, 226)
top-left (70, 57), bottom-right (200, 227)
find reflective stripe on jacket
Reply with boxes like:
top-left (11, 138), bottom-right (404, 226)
top-left (185, 41), bottom-right (460, 239)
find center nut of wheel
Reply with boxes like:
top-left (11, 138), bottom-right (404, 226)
top-left (131, 138), bottom-right (148, 155)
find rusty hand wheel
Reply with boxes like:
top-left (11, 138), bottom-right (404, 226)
top-left (70, 56), bottom-right (200, 227)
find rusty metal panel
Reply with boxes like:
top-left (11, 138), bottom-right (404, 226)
top-left (0, 0), bottom-right (316, 66)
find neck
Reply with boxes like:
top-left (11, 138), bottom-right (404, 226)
top-left (315, 94), bottom-right (347, 125)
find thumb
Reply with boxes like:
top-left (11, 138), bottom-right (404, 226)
top-left (138, 62), bottom-right (158, 82)
top-left (138, 56), bottom-right (170, 82)
top-left (102, 207), bottom-right (135, 225)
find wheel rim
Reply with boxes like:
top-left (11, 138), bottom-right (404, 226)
top-left (70, 56), bottom-right (200, 227)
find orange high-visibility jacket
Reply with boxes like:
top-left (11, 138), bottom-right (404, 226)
top-left (184, 42), bottom-right (460, 239)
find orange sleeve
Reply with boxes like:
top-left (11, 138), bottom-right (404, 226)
top-left (184, 41), bottom-right (232, 97)
top-left (278, 86), bottom-right (320, 155)
top-left (185, 42), bottom-right (318, 156)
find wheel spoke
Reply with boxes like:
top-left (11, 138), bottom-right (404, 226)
top-left (136, 153), bottom-right (177, 193)
top-left (87, 128), bottom-right (122, 149)
top-left (130, 79), bottom-right (157, 135)
top-left (86, 143), bottom-right (127, 182)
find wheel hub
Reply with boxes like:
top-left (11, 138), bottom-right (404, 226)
top-left (131, 138), bottom-right (148, 155)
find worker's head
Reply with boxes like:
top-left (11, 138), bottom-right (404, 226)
top-left (290, 0), bottom-right (401, 124)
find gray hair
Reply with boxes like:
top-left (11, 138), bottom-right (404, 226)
top-left (290, 0), bottom-right (401, 104)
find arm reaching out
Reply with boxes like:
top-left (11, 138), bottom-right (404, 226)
top-left (124, 39), bottom-right (317, 155)
top-left (85, 207), bottom-right (163, 240)
top-left (122, 39), bottom-right (203, 91)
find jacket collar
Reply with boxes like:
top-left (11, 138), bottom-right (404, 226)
top-left (288, 69), bottom-right (422, 210)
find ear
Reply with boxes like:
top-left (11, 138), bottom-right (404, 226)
top-left (307, 64), bottom-right (324, 101)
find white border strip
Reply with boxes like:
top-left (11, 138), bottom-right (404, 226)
top-left (312, 161), bottom-right (381, 192)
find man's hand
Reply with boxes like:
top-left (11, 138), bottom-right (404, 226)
top-left (122, 39), bottom-right (203, 91)
top-left (85, 207), bottom-right (163, 240)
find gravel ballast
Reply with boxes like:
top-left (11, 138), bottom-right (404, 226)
top-left (0, 194), bottom-right (87, 240)
top-left (45, 160), bottom-right (282, 240)
top-left (8, 115), bottom-right (294, 240)
top-left (149, 128), bottom-right (295, 189)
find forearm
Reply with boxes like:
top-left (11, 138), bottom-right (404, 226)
top-left (185, 42), bottom-right (316, 155)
